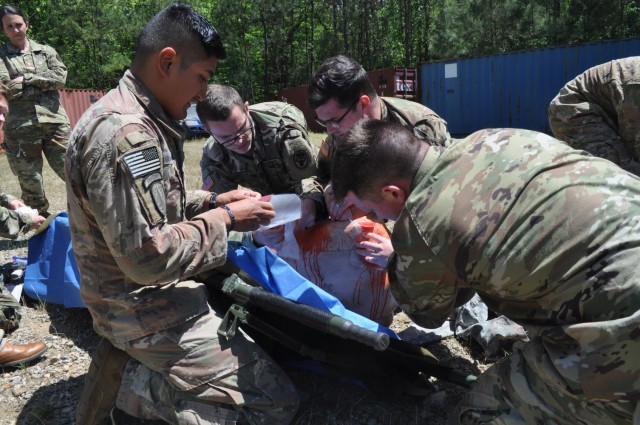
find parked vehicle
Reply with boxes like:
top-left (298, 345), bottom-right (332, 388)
top-left (183, 103), bottom-right (208, 139)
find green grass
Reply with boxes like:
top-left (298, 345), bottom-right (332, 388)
top-left (308, 131), bottom-right (325, 148)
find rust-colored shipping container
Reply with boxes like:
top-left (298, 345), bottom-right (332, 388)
top-left (367, 67), bottom-right (418, 100)
top-left (277, 84), bottom-right (321, 132)
top-left (277, 66), bottom-right (419, 133)
top-left (58, 89), bottom-right (107, 129)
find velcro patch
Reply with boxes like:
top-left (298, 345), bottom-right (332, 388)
top-left (285, 129), bottom-right (301, 139)
top-left (150, 179), bottom-right (167, 217)
top-left (122, 147), bottom-right (161, 178)
top-left (143, 172), bottom-right (162, 190)
top-left (202, 175), bottom-right (215, 191)
top-left (293, 148), bottom-right (310, 169)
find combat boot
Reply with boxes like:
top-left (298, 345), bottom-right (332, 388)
top-left (76, 337), bottom-right (130, 425)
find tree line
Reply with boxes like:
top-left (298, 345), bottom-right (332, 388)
top-left (15, 0), bottom-right (640, 102)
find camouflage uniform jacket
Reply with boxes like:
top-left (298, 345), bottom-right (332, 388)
top-left (0, 38), bottom-right (70, 130)
top-left (66, 70), bottom-right (228, 344)
top-left (316, 97), bottom-right (450, 185)
top-left (390, 128), bottom-right (640, 402)
top-left (0, 192), bottom-right (32, 239)
top-left (200, 102), bottom-right (323, 202)
top-left (548, 57), bottom-right (640, 175)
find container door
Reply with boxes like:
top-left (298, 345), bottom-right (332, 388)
top-left (444, 63), bottom-right (462, 135)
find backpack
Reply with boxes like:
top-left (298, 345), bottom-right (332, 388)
top-left (249, 101), bottom-right (309, 162)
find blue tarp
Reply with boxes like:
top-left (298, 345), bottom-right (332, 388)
top-left (24, 212), bottom-right (84, 308)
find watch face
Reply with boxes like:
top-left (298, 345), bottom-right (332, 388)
top-left (209, 193), bottom-right (217, 209)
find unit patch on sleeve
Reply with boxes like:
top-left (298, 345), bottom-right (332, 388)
top-left (293, 148), bottom-right (310, 169)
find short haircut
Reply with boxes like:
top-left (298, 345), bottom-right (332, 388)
top-left (196, 84), bottom-right (244, 122)
top-left (132, 3), bottom-right (226, 70)
top-left (331, 119), bottom-right (425, 201)
top-left (308, 55), bottom-right (377, 110)
top-left (0, 5), bottom-right (26, 22)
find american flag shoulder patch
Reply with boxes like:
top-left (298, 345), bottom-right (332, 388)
top-left (202, 175), bottom-right (215, 191)
top-left (320, 138), bottom-right (331, 158)
top-left (122, 147), bottom-right (161, 178)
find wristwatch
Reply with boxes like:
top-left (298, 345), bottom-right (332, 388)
top-left (208, 193), bottom-right (218, 210)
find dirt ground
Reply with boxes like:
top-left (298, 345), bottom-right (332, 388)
top-left (1, 295), bottom-right (490, 425)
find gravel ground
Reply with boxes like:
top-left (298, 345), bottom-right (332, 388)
top-left (0, 147), bottom-right (494, 424)
top-left (1, 228), bottom-right (490, 425)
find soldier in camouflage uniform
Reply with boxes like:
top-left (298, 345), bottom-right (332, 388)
top-left (307, 55), bottom-right (451, 268)
top-left (198, 84), bottom-right (323, 245)
top-left (0, 81), bottom-right (45, 240)
top-left (196, 84), bottom-right (324, 249)
top-left (0, 81), bottom-right (49, 368)
top-left (0, 80), bottom-right (38, 247)
top-left (0, 5), bottom-right (71, 215)
top-left (331, 120), bottom-right (640, 424)
top-left (199, 84), bottom-right (320, 197)
top-left (66, 5), bottom-right (298, 424)
top-left (548, 56), bottom-right (640, 176)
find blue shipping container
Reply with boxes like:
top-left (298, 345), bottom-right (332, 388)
top-left (420, 38), bottom-right (640, 136)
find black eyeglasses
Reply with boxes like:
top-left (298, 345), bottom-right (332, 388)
top-left (315, 99), bottom-right (359, 129)
top-left (214, 114), bottom-right (254, 148)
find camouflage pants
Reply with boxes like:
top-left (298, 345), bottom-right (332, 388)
top-left (0, 280), bottom-right (21, 353)
top-left (0, 281), bottom-right (21, 333)
top-left (115, 307), bottom-right (299, 425)
top-left (3, 122), bottom-right (70, 213)
top-left (450, 336), bottom-right (639, 425)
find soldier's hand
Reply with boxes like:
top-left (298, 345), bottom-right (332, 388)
top-left (225, 198), bottom-right (275, 232)
top-left (7, 199), bottom-right (26, 210)
top-left (30, 214), bottom-right (46, 230)
top-left (356, 233), bottom-right (393, 270)
top-left (324, 184), bottom-right (353, 221)
top-left (216, 189), bottom-right (261, 206)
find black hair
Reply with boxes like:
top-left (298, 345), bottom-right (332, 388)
top-left (0, 5), bottom-right (27, 22)
top-left (132, 3), bottom-right (226, 69)
top-left (308, 55), bottom-right (377, 110)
